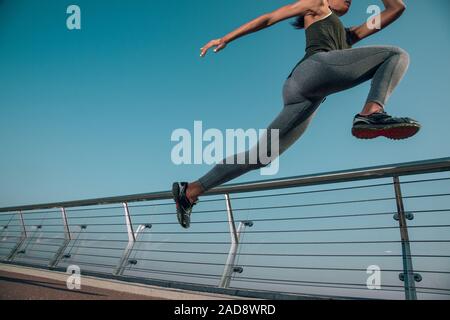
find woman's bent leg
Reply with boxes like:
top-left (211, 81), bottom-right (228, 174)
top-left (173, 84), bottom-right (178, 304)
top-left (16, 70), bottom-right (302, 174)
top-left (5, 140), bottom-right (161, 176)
top-left (303, 45), bottom-right (410, 107)
top-left (295, 46), bottom-right (418, 140)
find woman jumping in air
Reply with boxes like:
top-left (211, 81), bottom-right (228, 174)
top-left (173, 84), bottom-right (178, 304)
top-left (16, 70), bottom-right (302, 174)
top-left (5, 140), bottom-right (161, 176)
top-left (172, 0), bottom-right (421, 228)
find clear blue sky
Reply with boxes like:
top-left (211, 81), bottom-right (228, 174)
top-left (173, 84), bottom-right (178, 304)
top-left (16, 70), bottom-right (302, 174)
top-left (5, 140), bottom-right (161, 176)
top-left (0, 0), bottom-right (449, 207)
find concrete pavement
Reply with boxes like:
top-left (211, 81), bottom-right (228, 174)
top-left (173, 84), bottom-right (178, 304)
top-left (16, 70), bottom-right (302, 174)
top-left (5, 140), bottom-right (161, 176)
top-left (0, 264), bottom-right (244, 300)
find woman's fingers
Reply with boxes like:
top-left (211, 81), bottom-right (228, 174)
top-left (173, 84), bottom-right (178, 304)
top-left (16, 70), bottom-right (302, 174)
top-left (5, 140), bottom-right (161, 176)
top-left (200, 42), bottom-right (213, 57)
top-left (200, 39), bottom-right (226, 57)
top-left (214, 42), bottom-right (227, 53)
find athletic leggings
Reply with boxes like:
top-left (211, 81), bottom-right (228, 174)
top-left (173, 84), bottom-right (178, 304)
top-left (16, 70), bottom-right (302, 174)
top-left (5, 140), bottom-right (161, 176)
top-left (198, 45), bottom-right (410, 191)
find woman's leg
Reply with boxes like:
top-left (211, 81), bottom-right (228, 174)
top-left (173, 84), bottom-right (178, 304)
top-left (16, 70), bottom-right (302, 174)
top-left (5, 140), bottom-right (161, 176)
top-left (194, 96), bottom-right (324, 195)
top-left (175, 93), bottom-right (324, 228)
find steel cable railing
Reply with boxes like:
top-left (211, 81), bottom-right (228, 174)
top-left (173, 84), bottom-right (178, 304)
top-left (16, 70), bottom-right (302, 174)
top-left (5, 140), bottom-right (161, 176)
top-left (1, 157), bottom-right (450, 300)
top-left (0, 176), bottom-right (447, 222)
top-left (5, 224), bottom-right (450, 235)
top-left (10, 208), bottom-right (449, 227)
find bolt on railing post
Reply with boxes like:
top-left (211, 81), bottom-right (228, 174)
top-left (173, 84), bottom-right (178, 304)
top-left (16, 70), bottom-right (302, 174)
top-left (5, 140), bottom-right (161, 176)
top-left (6, 210), bottom-right (27, 262)
top-left (219, 194), bottom-right (252, 289)
top-left (114, 202), bottom-right (136, 276)
top-left (49, 208), bottom-right (72, 269)
top-left (393, 176), bottom-right (418, 300)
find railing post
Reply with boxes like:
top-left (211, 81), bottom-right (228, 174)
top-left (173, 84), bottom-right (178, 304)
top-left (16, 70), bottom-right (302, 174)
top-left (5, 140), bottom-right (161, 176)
top-left (61, 224), bottom-right (87, 260)
top-left (393, 176), bottom-right (418, 300)
top-left (219, 194), bottom-right (253, 288)
top-left (6, 210), bottom-right (27, 262)
top-left (18, 225), bottom-right (43, 256)
top-left (49, 208), bottom-right (72, 269)
top-left (126, 223), bottom-right (152, 266)
top-left (113, 222), bottom-right (151, 275)
top-left (114, 202), bottom-right (138, 276)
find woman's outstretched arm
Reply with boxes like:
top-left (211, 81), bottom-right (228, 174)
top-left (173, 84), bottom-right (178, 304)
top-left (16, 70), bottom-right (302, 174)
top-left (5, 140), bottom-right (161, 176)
top-left (200, 0), bottom-right (324, 57)
top-left (347, 0), bottom-right (406, 45)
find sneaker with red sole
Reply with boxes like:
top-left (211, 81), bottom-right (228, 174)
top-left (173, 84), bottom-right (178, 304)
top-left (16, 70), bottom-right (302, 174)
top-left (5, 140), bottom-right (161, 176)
top-left (352, 111), bottom-right (421, 140)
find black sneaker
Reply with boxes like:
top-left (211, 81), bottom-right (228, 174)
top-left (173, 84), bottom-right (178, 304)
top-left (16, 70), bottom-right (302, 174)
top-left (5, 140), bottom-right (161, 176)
top-left (172, 182), bottom-right (197, 229)
top-left (352, 111), bottom-right (421, 140)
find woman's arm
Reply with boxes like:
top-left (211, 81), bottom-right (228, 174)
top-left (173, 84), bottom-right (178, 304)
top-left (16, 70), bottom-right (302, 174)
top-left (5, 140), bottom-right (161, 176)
top-left (347, 0), bottom-right (406, 45)
top-left (200, 0), bottom-right (324, 57)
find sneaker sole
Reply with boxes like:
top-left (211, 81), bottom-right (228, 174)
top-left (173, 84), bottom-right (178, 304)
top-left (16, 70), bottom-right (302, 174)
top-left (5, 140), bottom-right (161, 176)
top-left (172, 182), bottom-right (190, 229)
top-left (172, 182), bottom-right (180, 204)
top-left (352, 124), bottom-right (421, 140)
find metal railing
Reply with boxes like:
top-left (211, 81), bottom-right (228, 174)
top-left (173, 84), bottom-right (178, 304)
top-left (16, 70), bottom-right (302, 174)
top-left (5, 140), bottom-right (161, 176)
top-left (1, 157), bottom-right (450, 300)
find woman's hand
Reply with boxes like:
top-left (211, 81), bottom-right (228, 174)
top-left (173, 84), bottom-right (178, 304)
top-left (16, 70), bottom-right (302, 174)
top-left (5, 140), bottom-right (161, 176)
top-left (200, 38), bottom-right (227, 57)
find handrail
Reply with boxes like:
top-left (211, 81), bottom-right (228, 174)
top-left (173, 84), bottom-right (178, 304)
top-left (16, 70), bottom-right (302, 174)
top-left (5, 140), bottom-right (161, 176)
top-left (1, 157), bottom-right (449, 213)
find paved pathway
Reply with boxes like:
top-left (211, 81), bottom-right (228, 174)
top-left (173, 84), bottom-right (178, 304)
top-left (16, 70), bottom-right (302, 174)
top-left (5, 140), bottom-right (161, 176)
top-left (0, 264), bottom-right (242, 300)
top-left (0, 270), bottom-right (157, 300)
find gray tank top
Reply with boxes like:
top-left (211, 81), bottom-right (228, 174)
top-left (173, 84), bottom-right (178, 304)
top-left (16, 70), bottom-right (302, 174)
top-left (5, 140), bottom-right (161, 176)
top-left (301, 11), bottom-right (353, 63)
top-left (287, 11), bottom-right (354, 79)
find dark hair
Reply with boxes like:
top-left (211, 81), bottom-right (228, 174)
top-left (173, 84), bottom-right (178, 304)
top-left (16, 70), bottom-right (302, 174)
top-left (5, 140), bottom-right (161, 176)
top-left (291, 16), bottom-right (305, 29)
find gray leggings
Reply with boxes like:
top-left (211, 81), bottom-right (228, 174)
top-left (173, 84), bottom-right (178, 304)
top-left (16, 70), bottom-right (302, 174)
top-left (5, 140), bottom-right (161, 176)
top-left (198, 45), bottom-right (410, 191)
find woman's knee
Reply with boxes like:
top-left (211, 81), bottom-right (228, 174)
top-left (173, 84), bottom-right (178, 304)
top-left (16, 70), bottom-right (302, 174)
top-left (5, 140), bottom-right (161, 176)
top-left (387, 46), bottom-right (410, 64)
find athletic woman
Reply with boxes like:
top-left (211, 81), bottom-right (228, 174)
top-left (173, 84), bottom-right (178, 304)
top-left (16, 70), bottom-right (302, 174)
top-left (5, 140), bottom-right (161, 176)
top-left (173, 0), bottom-right (421, 228)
